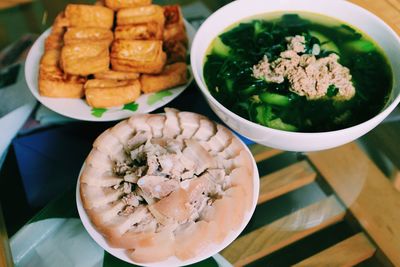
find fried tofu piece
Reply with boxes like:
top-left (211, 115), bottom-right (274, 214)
top-left (163, 5), bottom-right (187, 43)
top-left (163, 23), bottom-right (187, 44)
top-left (39, 49), bottom-right (86, 98)
top-left (65, 4), bottom-right (114, 29)
top-left (39, 71), bottom-right (86, 98)
top-left (114, 23), bottom-right (162, 40)
top-left (40, 49), bottom-right (61, 72)
top-left (164, 40), bottom-right (186, 63)
top-left (105, 0), bottom-right (151, 10)
top-left (44, 12), bottom-right (68, 51)
top-left (164, 5), bottom-right (182, 26)
top-left (162, 5), bottom-right (187, 63)
top-left (85, 79), bottom-right (141, 108)
top-left (61, 42), bottom-right (110, 76)
top-left (116, 5), bottom-right (164, 26)
top-left (45, 33), bottom-right (64, 51)
top-left (111, 40), bottom-right (166, 74)
top-left (94, 0), bottom-right (105, 6)
top-left (64, 27), bottom-right (114, 46)
top-left (52, 11), bottom-right (69, 34)
top-left (140, 62), bottom-right (187, 93)
top-left (94, 70), bottom-right (140, 80)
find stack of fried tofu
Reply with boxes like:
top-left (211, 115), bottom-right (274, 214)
top-left (39, 0), bottom-right (188, 108)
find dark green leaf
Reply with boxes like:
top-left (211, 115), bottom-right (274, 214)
top-left (327, 85), bottom-right (339, 97)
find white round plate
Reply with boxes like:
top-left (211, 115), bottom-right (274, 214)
top-left (76, 134), bottom-right (259, 267)
top-left (25, 21), bottom-right (195, 121)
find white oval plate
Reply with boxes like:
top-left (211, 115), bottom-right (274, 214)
top-left (25, 21), bottom-right (195, 121)
top-left (76, 133), bottom-right (259, 267)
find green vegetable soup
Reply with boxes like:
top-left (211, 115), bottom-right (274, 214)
top-left (203, 12), bottom-right (393, 132)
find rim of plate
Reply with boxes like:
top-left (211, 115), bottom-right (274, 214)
top-left (75, 121), bottom-right (259, 267)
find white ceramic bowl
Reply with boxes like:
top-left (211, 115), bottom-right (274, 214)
top-left (191, 0), bottom-right (400, 152)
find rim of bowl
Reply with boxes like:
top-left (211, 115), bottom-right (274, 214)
top-left (191, 0), bottom-right (400, 137)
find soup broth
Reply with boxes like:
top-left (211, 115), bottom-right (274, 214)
top-left (203, 12), bottom-right (393, 132)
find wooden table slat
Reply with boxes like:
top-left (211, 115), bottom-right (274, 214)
top-left (362, 121), bottom-right (400, 191)
top-left (258, 160), bottom-right (317, 204)
top-left (308, 142), bottom-right (400, 267)
top-left (350, 0), bottom-right (400, 35)
top-left (249, 144), bottom-right (282, 163)
top-left (293, 232), bottom-right (376, 267)
top-left (221, 196), bottom-right (345, 266)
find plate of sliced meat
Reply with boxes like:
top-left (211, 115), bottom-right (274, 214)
top-left (25, 2), bottom-right (194, 121)
top-left (77, 109), bottom-right (259, 266)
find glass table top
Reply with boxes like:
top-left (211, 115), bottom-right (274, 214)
top-left (0, 1), bottom-right (399, 266)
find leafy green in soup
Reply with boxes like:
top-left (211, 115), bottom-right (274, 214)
top-left (203, 12), bottom-right (393, 132)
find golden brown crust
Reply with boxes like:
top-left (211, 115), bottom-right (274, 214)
top-left (65, 4), bottom-right (114, 29)
top-left (110, 40), bottom-right (164, 61)
top-left (114, 23), bottom-right (162, 40)
top-left (111, 57), bottom-right (166, 74)
top-left (85, 79), bottom-right (133, 88)
top-left (94, 0), bottom-right (105, 6)
top-left (39, 49), bottom-right (86, 98)
top-left (140, 62), bottom-right (187, 93)
top-left (163, 25), bottom-right (187, 44)
top-left (105, 0), bottom-right (152, 10)
top-left (111, 40), bottom-right (166, 74)
top-left (162, 5), bottom-right (187, 64)
top-left (94, 70), bottom-right (140, 80)
top-left (40, 49), bottom-right (61, 70)
top-left (85, 79), bottom-right (141, 108)
top-left (39, 74), bottom-right (85, 98)
top-left (163, 5), bottom-right (181, 25)
top-left (64, 27), bottom-right (114, 46)
top-left (44, 12), bottom-right (68, 51)
top-left (61, 42), bottom-right (110, 76)
top-left (44, 34), bottom-right (64, 51)
top-left (164, 40), bottom-right (186, 64)
top-left (116, 5), bottom-right (164, 26)
top-left (163, 5), bottom-right (187, 44)
top-left (53, 11), bottom-right (69, 30)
